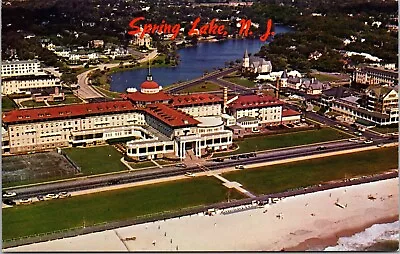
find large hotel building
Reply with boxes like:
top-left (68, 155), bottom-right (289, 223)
top-left (2, 72), bottom-right (301, 159)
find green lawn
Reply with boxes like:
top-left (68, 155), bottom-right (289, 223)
top-left (179, 82), bottom-right (222, 93)
top-left (3, 177), bottom-right (243, 241)
top-left (1, 96), bottom-right (17, 111)
top-left (63, 146), bottom-right (127, 175)
top-left (224, 146), bottom-right (398, 195)
top-left (372, 126), bottom-right (399, 134)
top-left (223, 76), bottom-right (256, 88)
top-left (310, 73), bottom-right (341, 82)
top-left (92, 86), bottom-right (122, 99)
top-left (49, 94), bottom-right (82, 105)
top-left (128, 161), bottom-right (157, 169)
top-left (215, 128), bottom-right (351, 157)
top-left (20, 100), bottom-right (47, 108)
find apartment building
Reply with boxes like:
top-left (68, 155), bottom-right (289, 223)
top-left (1, 59), bottom-right (42, 77)
top-left (2, 75), bottom-right (60, 95)
top-left (353, 66), bottom-right (398, 85)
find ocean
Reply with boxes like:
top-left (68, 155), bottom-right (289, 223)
top-left (324, 221), bottom-right (399, 251)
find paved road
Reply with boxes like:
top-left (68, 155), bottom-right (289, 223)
top-left (7, 137), bottom-right (396, 199)
top-left (167, 66), bottom-right (253, 95)
top-left (74, 50), bottom-right (159, 100)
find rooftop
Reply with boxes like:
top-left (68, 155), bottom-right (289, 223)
top-left (122, 91), bottom-right (172, 103)
top-left (282, 108), bottom-right (302, 117)
top-left (228, 94), bottom-right (284, 110)
top-left (2, 101), bottom-right (136, 124)
top-left (171, 94), bottom-right (223, 107)
top-left (144, 104), bottom-right (200, 128)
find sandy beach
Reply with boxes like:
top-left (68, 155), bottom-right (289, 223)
top-left (5, 178), bottom-right (398, 252)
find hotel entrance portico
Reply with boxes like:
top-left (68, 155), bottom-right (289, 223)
top-left (175, 130), bottom-right (233, 159)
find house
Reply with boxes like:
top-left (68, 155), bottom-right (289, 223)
top-left (300, 78), bottom-right (331, 95)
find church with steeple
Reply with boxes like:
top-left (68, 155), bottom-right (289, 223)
top-left (241, 49), bottom-right (272, 74)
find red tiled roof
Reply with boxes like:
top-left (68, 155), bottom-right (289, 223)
top-left (282, 108), bottom-right (302, 117)
top-left (171, 93), bottom-right (223, 107)
top-left (228, 95), bottom-right (284, 110)
top-left (122, 91), bottom-right (172, 102)
top-left (141, 80), bottom-right (159, 89)
top-left (144, 103), bottom-right (200, 128)
top-left (2, 101), bottom-right (137, 124)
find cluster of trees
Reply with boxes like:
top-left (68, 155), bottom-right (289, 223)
top-left (253, 0), bottom-right (397, 73)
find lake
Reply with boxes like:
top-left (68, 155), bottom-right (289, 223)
top-left (110, 25), bottom-right (292, 92)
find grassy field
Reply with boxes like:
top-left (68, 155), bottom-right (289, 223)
top-left (216, 128), bottom-right (351, 157)
top-left (223, 146), bottom-right (398, 195)
top-left (63, 146), bottom-right (127, 175)
top-left (3, 177), bottom-right (244, 240)
top-left (20, 100), bottom-right (47, 108)
top-left (310, 73), bottom-right (341, 82)
top-left (49, 94), bottom-right (83, 105)
top-left (2, 96), bottom-right (17, 111)
top-left (372, 126), bottom-right (399, 134)
top-left (223, 76), bottom-right (256, 88)
top-left (92, 86), bottom-right (122, 99)
top-left (179, 82), bottom-right (221, 93)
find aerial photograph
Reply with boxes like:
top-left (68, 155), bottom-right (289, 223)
top-left (1, 0), bottom-right (398, 251)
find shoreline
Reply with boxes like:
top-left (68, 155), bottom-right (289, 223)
top-left (285, 215), bottom-right (399, 251)
top-left (5, 178), bottom-right (398, 252)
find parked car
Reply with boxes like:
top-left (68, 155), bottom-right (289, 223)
top-left (176, 163), bottom-right (187, 168)
top-left (2, 191), bottom-right (16, 198)
top-left (235, 165), bottom-right (245, 170)
top-left (44, 193), bottom-right (59, 200)
top-left (3, 199), bottom-right (16, 206)
top-left (59, 192), bottom-right (71, 198)
top-left (364, 140), bottom-right (373, 144)
top-left (184, 172), bottom-right (195, 177)
top-left (213, 158), bottom-right (224, 162)
top-left (230, 156), bottom-right (238, 160)
top-left (20, 198), bottom-right (32, 204)
top-left (249, 153), bottom-right (257, 157)
top-left (37, 195), bottom-right (45, 201)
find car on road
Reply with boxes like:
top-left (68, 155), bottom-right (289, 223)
top-left (2, 192), bottom-right (16, 198)
top-left (249, 153), bottom-right (257, 157)
top-left (176, 163), bottom-right (187, 168)
top-left (59, 192), bottom-right (71, 198)
top-left (343, 127), bottom-right (349, 131)
top-left (212, 158), bottom-right (224, 162)
top-left (348, 138), bottom-right (358, 142)
top-left (364, 140), bottom-right (373, 144)
top-left (20, 198), bottom-right (32, 204)
top-left (45, 193), bottom-right (59, 200)
top-left (235, 165), bottom-right (245, 170)
top-left (184, 172), bottom-right (195, 177)
top-left (3, 199), bottom-right (16, 206)
top-left (316, 146), bottom-right (327, 151)
top-left (354, 131), bottom-right (362, 136)
top-left (377, 143), bottom-right (385, 147)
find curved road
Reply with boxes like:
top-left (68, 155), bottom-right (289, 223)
top-left (75, 50), bottom-right (159, 100)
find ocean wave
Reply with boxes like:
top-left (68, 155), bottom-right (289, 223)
top-left (324, 221), bottom-right (399, 251)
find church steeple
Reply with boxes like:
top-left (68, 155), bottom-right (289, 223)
top-left (244, 49), bottom-right (249, 58)
top-left (147, 59), bottom-right (152, 81)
